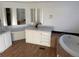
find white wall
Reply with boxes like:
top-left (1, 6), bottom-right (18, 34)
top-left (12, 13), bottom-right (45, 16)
top-left (0, 3), bottom-right (2, 23)
top-left (0, 4), bottom-right (2, 26)
top-left (0, 5), bottom-right (1, 19)
top-left (1, 1), bottom-right (79, 33)
top-left (0, 2), bottom-right (33, 26)
top-left (28, 2), bottom-right (79, 33)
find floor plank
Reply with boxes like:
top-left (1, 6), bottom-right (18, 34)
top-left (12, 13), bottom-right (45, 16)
top-left (0, 39), bottom-right (56, 57)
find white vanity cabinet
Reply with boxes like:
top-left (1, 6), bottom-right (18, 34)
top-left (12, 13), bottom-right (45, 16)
top-left (12, 31), bottom-right (25, 41)
top-left (0, 32), bottom-right (12, 53)
top-left (25, 30), bottom-right (51, 47)
top-left (3, 32), bottom-right (12, 49)
top-left (25, 30), bottom-right (41, 45)
top-left (0, 35), bottom-right (6, 53)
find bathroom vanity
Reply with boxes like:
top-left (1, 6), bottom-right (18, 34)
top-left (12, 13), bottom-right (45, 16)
top-left (8, 25), bottom-right (28, 41)
top-left (0, 25), bottom-right (53, 53)
top-left (0, 31), bottom-right (12, 53)
top-left (7, 24), bottom-right (53, 47)
top-left (25, 26), bottom-right (53, 47)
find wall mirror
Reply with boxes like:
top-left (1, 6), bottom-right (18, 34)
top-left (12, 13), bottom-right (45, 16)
top-left (5, 8), bottom-right (12, 26)
top-left (17, 8), bottom-right (26, 25)
top-left (30, 8), bottom-right (43, 25)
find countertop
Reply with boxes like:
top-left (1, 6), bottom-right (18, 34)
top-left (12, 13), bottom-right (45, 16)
top-left (26, 25), bottom-right (53, 32)
top-left (0, 24), bottom-right (53, 33)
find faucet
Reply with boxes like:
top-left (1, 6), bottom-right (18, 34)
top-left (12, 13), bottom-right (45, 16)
top-left (35, 22), bottom-right (41, 28)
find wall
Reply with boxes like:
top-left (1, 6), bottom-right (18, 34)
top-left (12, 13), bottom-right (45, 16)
top-left (0, 2), bottom-right (33, 26)
top-left (0, 3), bottom-right (2, 21)
top-left (28, 2), bottom-right (79, 33)
top-left (0, 5), bottom-right (2, 26)
top-left (0, 3), bottom-right (3, 26)
top-left (0, 1), bottom-right (79, 33)
top-left (0, 4), bottom-right (1, 19)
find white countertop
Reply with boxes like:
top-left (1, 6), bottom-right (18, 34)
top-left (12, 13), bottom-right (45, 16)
top-left (26, 25), bottom-right (53, 32)
top-left (0, 24), bottom-right (53, 32)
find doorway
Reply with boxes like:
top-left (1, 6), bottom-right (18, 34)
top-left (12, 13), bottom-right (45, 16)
top-left (5, 8), bottom-right (11, 26)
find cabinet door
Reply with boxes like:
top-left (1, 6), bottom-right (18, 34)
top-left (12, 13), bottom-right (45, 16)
top-left (25, 30), bottom-right (35, 43)
top-left (0, 35), bottom-right (6, 53)
top-left (25, 30), bottom-right (41, 45)
top-left (25, 30), bottom-right (30, 43)
top-left (4, 32), bottom-right (12, 49)
top-left (32, 30), bottom-right (41, 44)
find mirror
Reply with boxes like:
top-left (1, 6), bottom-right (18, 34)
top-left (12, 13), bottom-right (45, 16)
top-left (17, 8), bottom-right (26, 25)
top-left (30, 8), bottom-right (43, 25)
top-left (5, 8), bottom-right (12, 26)
top-left (30, 8), bottom-right (36, 23)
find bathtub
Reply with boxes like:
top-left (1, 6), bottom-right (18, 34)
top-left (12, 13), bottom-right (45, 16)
top-left (59, 34), bottom-right (79, 57)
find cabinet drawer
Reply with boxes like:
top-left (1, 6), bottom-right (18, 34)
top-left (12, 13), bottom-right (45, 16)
top-left (41, 34), bottom-right (51, 42)
top-left (41, 33), bottom-right (51, 37)
top-left (40, 41), bottom-right (50, 47)
top-left (41, 32), bottom-right (51, 36)
top-left (41, 38), bottom-right (50, 42)
top-left (42, 35), bottom-right (50, 39)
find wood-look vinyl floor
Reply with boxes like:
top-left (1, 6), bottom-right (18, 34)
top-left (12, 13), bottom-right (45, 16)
top-left (0, 39), bottom-right (56, 57)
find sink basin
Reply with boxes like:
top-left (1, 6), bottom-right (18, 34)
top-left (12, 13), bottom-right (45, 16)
top-left (59, 34), bottom-right (79, 57)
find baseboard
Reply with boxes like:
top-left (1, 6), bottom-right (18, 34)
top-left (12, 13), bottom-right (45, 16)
top-left (52, 31), bottom-right (79, 36)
